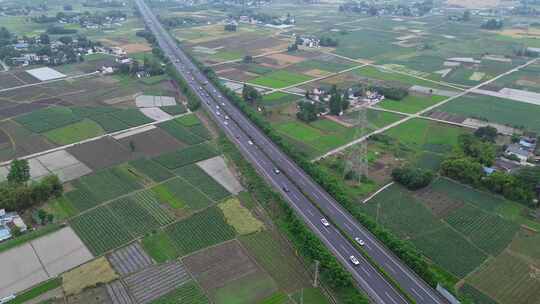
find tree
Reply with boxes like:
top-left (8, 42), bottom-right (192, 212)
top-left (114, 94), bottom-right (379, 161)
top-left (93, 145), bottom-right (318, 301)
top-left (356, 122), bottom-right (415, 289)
top-left (242, 55), bottom-right (253, 63)
top-left (287, 43), bottom-right (298, 52)
top-left (58, 36), bottom-right (73, 45)
top-left (39, 33), bottom-right (50, 44)
top-left (242, 84), bottom-right (261, 104)
top-left (391, 166), bottom-right (434, 190)
top-left (329, 85), bottom-right (342, 115)
top-left (7, 159), bottom-right (30, 185)
top-left (474, 126), bottom-right (498, 142)
top-left (224, 24), bottom-right (237, 32)
top-left (458, 134), bottom-right (496, 166)
top-left (297, 101), bottom-right (318, 122)
top-left (481, 19), bottom-right (503, 30)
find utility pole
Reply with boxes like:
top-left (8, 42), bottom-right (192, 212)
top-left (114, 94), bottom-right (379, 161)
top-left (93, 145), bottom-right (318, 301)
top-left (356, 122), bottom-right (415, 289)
top-left (344, 89), bottom-right (369, 184)
top-left (313, 260), bottom-right (320, 287)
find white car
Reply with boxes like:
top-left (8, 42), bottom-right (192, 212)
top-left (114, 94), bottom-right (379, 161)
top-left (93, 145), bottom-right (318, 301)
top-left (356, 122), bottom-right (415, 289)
top-left (349, 255), bottom-right (360, 266)
top-left (273, 168), bottom-right (280, 174)
top-left (224, 120), bottom-right (229, 126)
top-left (355, 237), bottom-right (365, 246)
top-left (248, 140), bottom-right (254, 145)
top-left (221, 102), bottom-right (226, 106)
top-left (225, 115), bottom-right (229, 120)
top-left (216, 111), bottom-right (221, 116)
top-left (321, 218), bottom-right (330, 227)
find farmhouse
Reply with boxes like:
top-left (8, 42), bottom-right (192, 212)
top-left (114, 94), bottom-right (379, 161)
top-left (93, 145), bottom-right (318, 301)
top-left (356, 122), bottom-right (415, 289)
top-left (0, 209), bottom-right (27, 242)
top-left (505, 143), bottom-right (530, 163)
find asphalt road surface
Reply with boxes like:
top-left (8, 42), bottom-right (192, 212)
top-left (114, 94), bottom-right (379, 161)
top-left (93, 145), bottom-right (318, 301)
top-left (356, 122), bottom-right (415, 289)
top-left (135, 1), bottom-right (446, 303)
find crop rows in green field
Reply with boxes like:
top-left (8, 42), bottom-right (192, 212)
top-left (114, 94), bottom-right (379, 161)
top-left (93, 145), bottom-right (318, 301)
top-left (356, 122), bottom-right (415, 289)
top-left (429, 178), bottom-right (505, 212)
top-left (240, 231), bottom-right (307, 292)
top-left (444, 205), bottom-right (518, 255)
top-left (261, 92), bottom-right (299, 107)
top-left (15, 107), bottom-right (82, 133)
top-left (164, 207), bottom-right (236, 256)
top-left (150, 281), bottom-right (209, 304)
top-left (362, 184), bottom-right (442, 239)
top-left (110, 108), bottom-right (154, 127)
top-left (175, 164), bottom-right (230, 201)
top-left (70, 206), bottom-right (133, 255)
top-left (77, 167), bottom-right (142, 202)
top-left (175, 114), bottom-right (201, 127)
top-left (258, 292), bottom-right (289, 304)
top-left (108, 197), bottom-right (162, 237)
top-left (129, 158), bottom-right (174, 183)
top-left (458, 283), bottom-right (497, 304)
top-left (160, 178), bottom-right (214, 211)
top-left (154, 143), bottom-right (217, 169)
top-left (160, 104), bottom-right (187, 116)
top-left (250, 70), bottom-right (313, 89)
top-left (159, 119), bottom-right (205, 145)
top-left (187, 124), bottom-right (211, 140)
top-left (411, 227), bottom-right (487, 278)
top-left (132, 190), bottom-right (176, 225)
top-left (65, 182), bottom-right (99, 212)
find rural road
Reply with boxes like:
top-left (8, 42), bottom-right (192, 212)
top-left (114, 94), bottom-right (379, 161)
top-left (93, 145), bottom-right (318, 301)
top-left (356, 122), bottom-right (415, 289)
top-left (135, 0), bottom-right (448, 303)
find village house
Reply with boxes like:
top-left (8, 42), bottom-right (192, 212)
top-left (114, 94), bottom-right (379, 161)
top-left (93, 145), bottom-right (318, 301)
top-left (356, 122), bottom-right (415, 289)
top-left (0, 209), bottom-right (27, 242)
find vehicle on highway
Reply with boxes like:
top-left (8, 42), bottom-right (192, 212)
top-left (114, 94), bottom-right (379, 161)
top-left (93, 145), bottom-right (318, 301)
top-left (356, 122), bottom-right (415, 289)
top-left (349, 255), bottom-right (360, 266)
top-left (224, 120), bottom-right (229, 126)
top-left (216, 105), bottom-right (220, 109)
top-left (282, 185), bottom-right (290, 192)
top-left (321, 218), bottom-right (330, 227)
top-left (273, 168), bottom-right (280, 174)
top-left (221, 102), bottom-right (226, 106)
top-left (216, 111), bottom-right (221, 116)
top-left (225, 115), bottom-right (229, 120)
top-left (248, 140), bottom-right (254, 145)
top-left (355, 237), bottom-right (365, 246)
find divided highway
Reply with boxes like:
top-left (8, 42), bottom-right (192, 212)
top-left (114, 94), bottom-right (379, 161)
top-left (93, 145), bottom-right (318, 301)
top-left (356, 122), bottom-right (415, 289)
top-left (135, 1), bottom-right (445, 303)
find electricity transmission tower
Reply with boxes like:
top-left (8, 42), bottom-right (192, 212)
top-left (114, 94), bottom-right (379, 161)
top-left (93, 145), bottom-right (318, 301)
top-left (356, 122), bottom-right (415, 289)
top-left (343, 93), bottom-right (369, 184)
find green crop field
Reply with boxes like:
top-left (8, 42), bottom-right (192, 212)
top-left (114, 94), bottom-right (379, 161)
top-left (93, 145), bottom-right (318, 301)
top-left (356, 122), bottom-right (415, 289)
top-left (467, 251), bottom-right (540, 304)
top-left (158, 177), bottom-right (214, 211)
top-left (411, 227), bottom-right (487, 278)
top-left (213, 272), bottom-right (278, 304)
top-left (258, 292), bottom-right (289, 304)
top-left (290, 288), bottom-right (330, 304)
top-left (377, 94), bottom-right (447, 114)
top-left (435, 94), bottom-right (540, 133)
top-left (384, 118), bottom-right (468, 153)
top-left (164, 207), bottom-right (236, 256)
top-left (159, 119), bottom-right (205, 145)
top-left (110, 108), bottom-right (154, 127)
top-left (444, 205), bottom-right (518, 255)
top-left (459, 283), bottom-right (498, 304)
top-left (188, 124), bottom-right (212, 140)
top-left (151, 183), bottom-right (186, 210)
top-left (44, 119), bottom-right (105, 145)
top-left (160, 104), bottom-right (187, 115)
top-left (176, 114), bottom-right (201, 127)
top-left (132, 190), bottom-right (176, 225)
top-left (107, 197), bottom-right (162, 237)
top-left (354, 66), bottom-right (455, 90)
top-left (154, 143), bottom-right (217, 169)
top-left (89, 113), bottom-right (131, 132)
top-left (129, 158), bottom-right (174, 183)
top-left (151, 281), bottom-right (209, 304)
top-left (428, 178), bottom-right (506, 212)
top-left (175, 164), bottom-right (230, 201)
top-left (240, 231), bottom-right (308, 292)
top-left (261, 92), bottom-right (300, 107)
top-left (65, 182), bottom-right (100, 213)
top-left (362, 184), bottom-right (443, 239)
top-left (45, 197), bottom-right (78, 220)
top-left (293, 59), bottom-right (356, 73)
top-left (15, 107), bottom-right (82, 133)
top-left (142, 232), bottom-right (178, 263)
top-left (250, 70), bottom-right (313, 89)
top-left (77, 167), bottom-right (142, 203)
top-left (70, 206), bottom-right (133, 255)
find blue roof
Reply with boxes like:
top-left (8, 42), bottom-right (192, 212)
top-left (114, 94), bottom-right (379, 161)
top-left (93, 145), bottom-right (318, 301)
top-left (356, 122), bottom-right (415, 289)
top-left (483, 167), bottom-right (496, 175)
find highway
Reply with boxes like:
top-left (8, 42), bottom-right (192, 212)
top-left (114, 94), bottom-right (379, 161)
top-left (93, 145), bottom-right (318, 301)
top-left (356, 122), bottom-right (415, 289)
top-left (135, 1), bottom-right (445, 303)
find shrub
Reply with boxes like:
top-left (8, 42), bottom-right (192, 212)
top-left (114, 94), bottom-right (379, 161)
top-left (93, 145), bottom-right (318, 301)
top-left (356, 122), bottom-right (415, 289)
top-left (391, 166), bottom-right (434, 190)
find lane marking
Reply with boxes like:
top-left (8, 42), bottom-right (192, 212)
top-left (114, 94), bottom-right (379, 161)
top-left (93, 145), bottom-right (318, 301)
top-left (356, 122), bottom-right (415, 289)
top-left (386, 292), bottom-right (400, 304)
top-left (411, 288), bottom-right (424, 301)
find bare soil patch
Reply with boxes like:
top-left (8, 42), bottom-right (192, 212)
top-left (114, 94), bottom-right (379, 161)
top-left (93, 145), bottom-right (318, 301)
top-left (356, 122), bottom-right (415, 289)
top-left (68, 137), bottom-right (135, 170)
top-left (265, 53), bottom-right (306, 67)
top-left (183, 240), bottom-right (260, 291)
top-left (415, 187), bottom-right (465, 218)
top-left (67, 285), bottom-right (112, 304)
top-left (121, 43), bottom-right (152, 54)
top-left (118, 127), bottom-right (185, 158)
top-left (427, 110), bottom-right (467, 123)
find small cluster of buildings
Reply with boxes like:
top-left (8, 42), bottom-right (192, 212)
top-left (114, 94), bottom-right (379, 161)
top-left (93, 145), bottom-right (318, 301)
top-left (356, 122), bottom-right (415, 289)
top-left (296, 35), bottom-right (321, 48)
top-left (505, 135), bottom-right (538, 164)
top-left (339, 1), bottom-right (433, 17)
top-left (57, 13), bottom-right (127, 29)
top-left (0, 209), bottom-right (27, 242)
top-left (305, 87), bottom-right (385, 108)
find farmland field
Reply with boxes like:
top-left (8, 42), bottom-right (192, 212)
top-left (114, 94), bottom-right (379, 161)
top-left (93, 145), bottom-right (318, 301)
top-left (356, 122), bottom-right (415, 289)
top-left (129, 158), bottom-right (174, 183)
top-left (159, 119), bottom-right (205, 145)
top-left (240, 231), bottom-right (309, 292)
top-left (160, 177), bottom-right (214, 210)
top-left (175, 164), bottom-right (230, 201)
top-left (213, 271), bottom-right (278, 304)
top-left (70, 206), bottom-right (133, 256)
top-left (250, 70), bottom-right (313, 89)
top-left (410, 227), bottom-right (487, 278)
top-left (164, 207), bottom-right (236, 256)
top-left (14, 107), bottom-right (82, 133)
top-left (218, 198), bottom-right (264, 235)
top-left (376, 94), bottom-right (447, 114)
top-left (77, 167), bottom-right (142, 203)
top-left (142, 232), bottom-right (178, 263)
top-left (44, 119), bottom-right (105, 145)
top-left (467, 251), bottom-right (540, 304)
top-left (150, 281), bottom-right (209, 304)
top-left (444, 204), bottom-right (518, 255)
top-left (261, 92), bottom-right (300, 107)
top-left (435, 93), bottom-right (540, 133)
top-left (154, 143), bottom-right (217, 169)
top-left (107, 197), bottom-right (163, 237)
